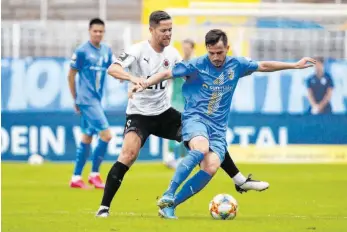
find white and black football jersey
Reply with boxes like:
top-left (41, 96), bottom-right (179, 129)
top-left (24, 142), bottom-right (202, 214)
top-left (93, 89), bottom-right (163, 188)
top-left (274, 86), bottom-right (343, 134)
top-left (114, 40), bottom-right (182, 116)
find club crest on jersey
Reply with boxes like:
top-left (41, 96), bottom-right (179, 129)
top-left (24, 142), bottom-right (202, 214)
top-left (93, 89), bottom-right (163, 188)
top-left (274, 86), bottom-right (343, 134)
top-left (228, 69), bottom-right (235, 80)
top-left (163, 59), bottom-right (170, 69)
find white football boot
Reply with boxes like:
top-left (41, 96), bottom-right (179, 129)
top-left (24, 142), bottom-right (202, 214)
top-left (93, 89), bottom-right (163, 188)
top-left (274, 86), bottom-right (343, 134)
top-left (235, 174), bottom-right (270, 193)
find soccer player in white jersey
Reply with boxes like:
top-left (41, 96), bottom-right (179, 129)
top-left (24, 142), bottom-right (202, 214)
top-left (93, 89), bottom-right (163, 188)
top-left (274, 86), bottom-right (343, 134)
top-left (96, 11), bottom-right (269, 217)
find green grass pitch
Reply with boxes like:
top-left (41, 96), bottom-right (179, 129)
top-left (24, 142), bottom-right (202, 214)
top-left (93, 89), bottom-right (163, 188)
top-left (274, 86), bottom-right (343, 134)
top-left (2, 162), bottom-right (347, 232)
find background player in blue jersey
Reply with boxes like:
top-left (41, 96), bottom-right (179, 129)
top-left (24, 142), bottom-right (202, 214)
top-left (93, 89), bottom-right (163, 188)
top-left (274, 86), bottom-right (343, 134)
top-left (134, 29), bottom-right (316, 219)
top-left (68, 18), bottom-right (113, 189)
top-left (306, 57), bottom-right (334, 114)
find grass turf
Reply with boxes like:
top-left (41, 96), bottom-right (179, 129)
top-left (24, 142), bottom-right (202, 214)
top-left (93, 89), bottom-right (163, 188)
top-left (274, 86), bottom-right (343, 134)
top-left (2, 163), bottom-right (347, 232)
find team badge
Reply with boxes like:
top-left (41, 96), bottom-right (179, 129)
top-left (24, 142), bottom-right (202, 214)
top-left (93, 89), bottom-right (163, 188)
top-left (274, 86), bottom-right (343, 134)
top-left (163, 59), bottom-right (170, 69)
top-left (228, 69), bottom-right (234, 80)
top-left (321, 77), bottom-right (327, 85)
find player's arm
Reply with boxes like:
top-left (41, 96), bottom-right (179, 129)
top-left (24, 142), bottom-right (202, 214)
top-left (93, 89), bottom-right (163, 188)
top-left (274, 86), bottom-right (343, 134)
top-left (136, 61), bottom-right (194, 91)
top-left (307, 88), bottom-right (318, 108)
top-left (318, 87), bottom-right (333, 111)
top-left (257, 57), bottom-right (316, 72)
top-left (107, 63), bottom-right (139, 83)
top-left (131, 70), bottom-right (172, 94)
top-left (108, 46), bottom-right (143, 84)
top-left (69, 49), bottom-right (85, 113)
top-left (68, 68), bottom-right (78, 101)
top-left (305, 77), bottom-right (319, 111)
top-left (317, 76), bottom-right (334, 112)
top-left (145, 70), bottom-right (173, 87)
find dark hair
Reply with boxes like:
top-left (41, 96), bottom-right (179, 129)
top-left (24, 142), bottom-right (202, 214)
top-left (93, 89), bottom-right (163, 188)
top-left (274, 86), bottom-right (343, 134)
top-left (205, 29), bottom-right (228, 47)
top-left (149, 11), bottom-right (171, 27)
top-left (89, 18), bottom-right (105, 28)
top-left (314, 56), bottom-right (324, 64)
top-left (183, 39), bottom-right (195, 49)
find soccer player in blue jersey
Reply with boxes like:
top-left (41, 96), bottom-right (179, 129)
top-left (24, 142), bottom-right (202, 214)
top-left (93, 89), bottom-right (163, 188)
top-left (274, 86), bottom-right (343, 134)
top-left (134, 29), bottom-right (316, 219)
top-left (68, 18), bottom-right (114, 189)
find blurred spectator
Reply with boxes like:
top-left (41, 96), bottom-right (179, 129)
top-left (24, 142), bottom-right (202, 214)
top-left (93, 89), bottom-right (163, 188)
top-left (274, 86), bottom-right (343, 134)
top-left (182, 38), bottom-right (195, 61)
top-left (306, 57), bottom-right (334, 114)
top-left (166, 39), bottom-right (196, 169)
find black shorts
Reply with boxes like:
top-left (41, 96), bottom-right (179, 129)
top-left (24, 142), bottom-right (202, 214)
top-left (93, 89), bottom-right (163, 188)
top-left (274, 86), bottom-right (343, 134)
top-left (123, 107), bottom-right (182, 147)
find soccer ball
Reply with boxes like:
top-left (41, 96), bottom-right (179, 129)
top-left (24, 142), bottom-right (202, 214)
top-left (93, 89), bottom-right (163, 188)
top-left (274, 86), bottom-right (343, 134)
top-left (209, 194), bottom-right (238, 220)
top-left (28, 154), bottom-right (44, 165)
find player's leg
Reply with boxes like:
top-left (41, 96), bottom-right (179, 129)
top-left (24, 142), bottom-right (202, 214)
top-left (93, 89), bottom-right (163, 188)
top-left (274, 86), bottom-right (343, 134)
top-left (70, 105), bottom-right (94, 189)
top-left (84, 104), bottom-right (112, 188)
top-left (157, 118), bottom-right (209, 207)
top-left (157, 135), bottom-right (209, 219)
top-left (96, 115), bottom-right (150, 217)
top-left (88, 129), bottom-right (112, 188)
top-left (155, 107), bottom-right (182, 169)
top-left (164, 140), bottom-right (179, 169)
top-left (221, 151), bottom-right (269, 193)
top-left (173, 151), bottom-right (220, 207)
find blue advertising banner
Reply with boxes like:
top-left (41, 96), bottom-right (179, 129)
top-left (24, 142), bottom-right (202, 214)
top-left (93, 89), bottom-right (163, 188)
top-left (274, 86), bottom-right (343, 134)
top-left (2, 58), bottom-right (347, 113)
top-left (1, 112), bottom-right (162, 161)
top-left (2, 112), bottom-right (346, 162)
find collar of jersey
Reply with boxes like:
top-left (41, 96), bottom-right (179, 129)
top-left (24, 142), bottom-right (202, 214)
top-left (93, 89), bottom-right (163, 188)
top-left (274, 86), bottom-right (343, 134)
top-left (205, 55), bottom-right (230, 71)
top-left (88, 41), bottom-right (101, 51)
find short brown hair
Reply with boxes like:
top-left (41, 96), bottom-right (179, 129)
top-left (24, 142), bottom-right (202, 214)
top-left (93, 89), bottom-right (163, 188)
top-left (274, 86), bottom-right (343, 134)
top-left (182, 39), bottom-right (195, 49)
top-left (314, 57), bottom-right (324, 64)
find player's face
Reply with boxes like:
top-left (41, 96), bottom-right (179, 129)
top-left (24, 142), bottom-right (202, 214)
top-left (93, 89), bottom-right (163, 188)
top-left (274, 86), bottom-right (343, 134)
top-left (150, 20), bottom-right (172, 48)
top-left (89, 24), bottom-right (105, 45)
top-left (315, 61), bottom-right (324, 76)
top-left (182, 42), bottom-right (194, 59)
top-left (206, 40), bottom-right (229, 67)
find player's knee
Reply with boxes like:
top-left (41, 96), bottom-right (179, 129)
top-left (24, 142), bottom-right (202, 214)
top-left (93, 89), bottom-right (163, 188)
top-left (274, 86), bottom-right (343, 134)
top-left (99, 129), bottom-right (112, 142)
top-left (195, 147), bottom-right (210, 156)
top-left (200, 153), bottom-right (221, 176)
top-left (202, 163), bottom-right (219, 176)
top-left (189, 136), bottom-right (209, 155)
top-left (81, 134), bottom-right (93, 144)
top-left (101, 133), bottom-right (112, 142)
top-left (119, 148), bottom-right (138, 166)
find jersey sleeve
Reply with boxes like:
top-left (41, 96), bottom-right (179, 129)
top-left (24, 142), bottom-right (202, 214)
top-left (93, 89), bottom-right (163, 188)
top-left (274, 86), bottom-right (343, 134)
top-left (236, 57), bottom-right (259, 78)
top-left (326, 74), bottom-right (334, 88)
top-left (114, 43), bottom-right (140, 68)
top-left (70, 48), bottom-right (85, 71)
top-left (108, 48), bottom-right (114, 67)
top-left (306, 76), bottom-right (313, 89)
top-left (172, 61), bottom-right (196, 79)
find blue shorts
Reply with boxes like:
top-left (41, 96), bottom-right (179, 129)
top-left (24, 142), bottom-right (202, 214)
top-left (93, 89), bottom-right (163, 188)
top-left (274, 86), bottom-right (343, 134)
top-left (78, 103), bottom-right (109, 136)
top-left (182, 118), bottom-right (226, 162)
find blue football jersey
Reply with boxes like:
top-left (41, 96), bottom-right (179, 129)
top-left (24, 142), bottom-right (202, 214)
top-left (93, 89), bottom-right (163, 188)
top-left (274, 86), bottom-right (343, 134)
top-left (172, 55), bottom-right (258, 135)
top-left (70, 41), bottom-right (113, 105)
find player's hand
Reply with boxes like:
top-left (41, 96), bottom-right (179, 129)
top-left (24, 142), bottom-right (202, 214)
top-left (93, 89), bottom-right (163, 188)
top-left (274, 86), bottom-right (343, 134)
top-left (129, 76), bottom-right (144, 85)
top-left (138, 79), bottom-right (150, 89)
top-left (128, 84), bottom-right (145, 99)
top-left (131, 84), bottom-right (145, 93)
top-left (295, 57), bottom-right (316, 69)
top-left (316, 104), bottom-right (324, 113)
top-left (74, 104), bottom-right (80, 114)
